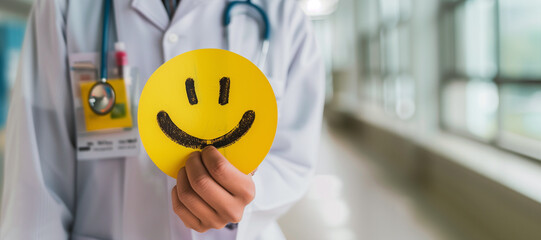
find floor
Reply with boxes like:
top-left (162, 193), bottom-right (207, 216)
top-left (277, 121), bottom-right (456, 240)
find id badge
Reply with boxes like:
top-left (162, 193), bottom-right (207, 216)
top-left (68, 52), bottom-right (140, 160)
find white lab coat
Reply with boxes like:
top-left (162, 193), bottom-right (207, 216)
top-left (0, 0), bottom-right (324, 239)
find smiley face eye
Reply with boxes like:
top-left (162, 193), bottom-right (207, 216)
top-left (219, 77), bottom-right (230, 105)
top-left (185, 78), bottom-right (198, 105)
top-left (186, 77), bottom-right (230, 105)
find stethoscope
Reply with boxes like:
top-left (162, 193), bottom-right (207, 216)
top-left (88, 0), bottom-right (115, 115)
top-left (88, 0), bottom-right (271, 115)
top-left (223, 0), bottom-right (271, 68)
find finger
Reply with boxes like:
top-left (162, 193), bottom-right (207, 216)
top-left (171, 186), bottom-right (204, 231)
top-left (201, 146), bottom-right (254, 199)
top-left (177, 166), bottom-right (227, 229)
top-left (185, 152), bottom-right (243, 222)
top-left (178, 152), bottom-right (202, 187)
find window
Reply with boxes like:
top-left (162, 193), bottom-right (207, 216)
top-left (358, 0), bottom-right (414, 119)
top-left (498, 0), bottom-right (541, 78)
top-left (440, 0), bottom-right (541, 159)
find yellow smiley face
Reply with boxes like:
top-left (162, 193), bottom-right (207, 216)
top-left (138, 49), bottom-right (278, 178)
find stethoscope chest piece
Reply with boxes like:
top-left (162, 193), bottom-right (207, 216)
top-left (89, 81), bottom-right (116, 115)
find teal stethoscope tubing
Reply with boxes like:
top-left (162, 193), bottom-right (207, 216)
top-left (223, 0), bottom-right (270, 41)
top-left (224, 0), bottom-right (271, 67)
top-left (100, 0), bottom-right (112, 82)
top-left (164, 0), bottom-right (271, 67)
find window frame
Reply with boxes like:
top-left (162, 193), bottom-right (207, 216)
top-left (358, 0), bottom-right (415, 119)
top-left (438, 0), bottom-right (541, 161)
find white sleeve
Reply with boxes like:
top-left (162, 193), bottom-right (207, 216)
top-left (237, 3), bottom-right (326, 239)
top-left (0, 0), bottom-right (75, 239)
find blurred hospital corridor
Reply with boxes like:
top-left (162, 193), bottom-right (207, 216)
top-left (278, 117), bottom-right (481, 240)
top-left (279, 118), bottom-right (450, 240)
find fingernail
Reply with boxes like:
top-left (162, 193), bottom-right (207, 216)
top-left (188, 151), bottom-right (200, 158)
top-left (203, 145), bottom-right (216, 152)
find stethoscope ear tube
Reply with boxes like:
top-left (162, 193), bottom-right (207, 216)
top-left (223, 0), bottom-right (271, 68)
top-left (259, 39), bottom-right (270, 68)
top-left (223, 0), bottom-right (270, 40)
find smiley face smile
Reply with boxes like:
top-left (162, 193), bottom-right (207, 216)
top-left (156, 76), bottom-right (255, 149)
top-left (157, 110), bottom-right (255, 149)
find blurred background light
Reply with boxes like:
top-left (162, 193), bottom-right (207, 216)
top-left (299, 0), bottom-right (340, 18)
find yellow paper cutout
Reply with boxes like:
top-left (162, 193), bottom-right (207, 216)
top-left (138, 49), bottom-right (277, 178)
top-left (81, 78), bottom-right (133, 131)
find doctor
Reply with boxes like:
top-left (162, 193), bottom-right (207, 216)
top-left (0, 0), bottom-right (324, 239)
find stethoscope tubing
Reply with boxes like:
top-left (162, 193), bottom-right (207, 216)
top-left (223, 0), bottom-right (270, 41)
top-left (223, 0), bottom-right (271, 68)
top-left (100, 0), bottom-right (112, 82)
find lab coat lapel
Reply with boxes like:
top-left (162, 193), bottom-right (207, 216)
top-left (130, 0), bottom-right (169, 31)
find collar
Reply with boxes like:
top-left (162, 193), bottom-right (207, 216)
top-left (130, 0), bottom-right (212, 31)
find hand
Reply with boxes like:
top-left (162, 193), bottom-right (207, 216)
top-left (171, 146), bottom-right (256, 232)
